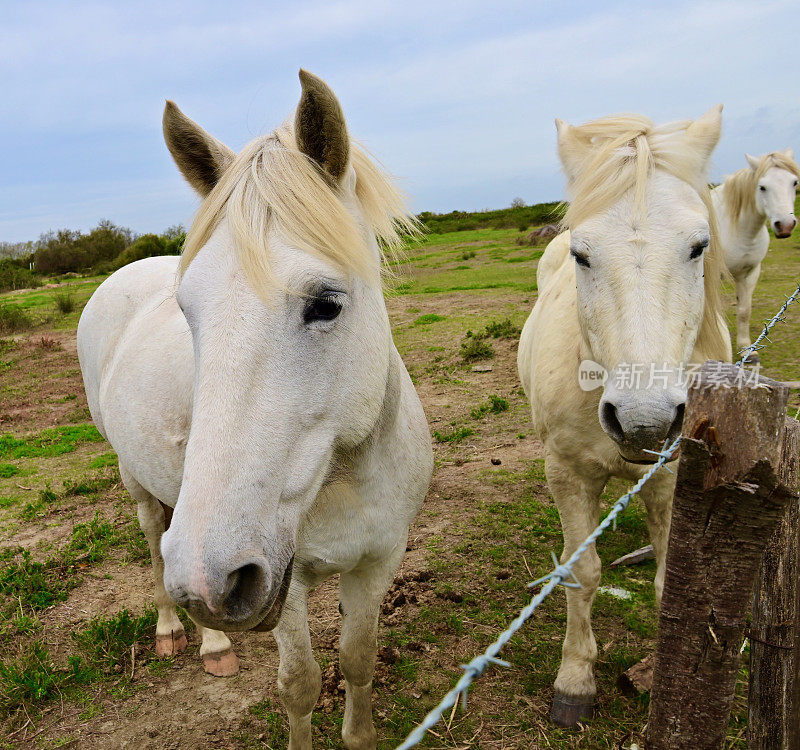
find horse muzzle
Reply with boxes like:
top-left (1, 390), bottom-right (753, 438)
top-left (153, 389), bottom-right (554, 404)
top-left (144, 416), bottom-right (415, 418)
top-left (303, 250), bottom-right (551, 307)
top-left (163, 549), bottom-right (294, 632)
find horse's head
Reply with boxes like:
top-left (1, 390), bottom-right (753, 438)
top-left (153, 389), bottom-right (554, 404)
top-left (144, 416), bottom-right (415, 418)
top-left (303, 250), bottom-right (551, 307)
top-left (159, 71), bottom-right (415, 631)
top-left (557, 106), bottom-right (726, 463)
top-left (746, 150), bottom-right (798, 238)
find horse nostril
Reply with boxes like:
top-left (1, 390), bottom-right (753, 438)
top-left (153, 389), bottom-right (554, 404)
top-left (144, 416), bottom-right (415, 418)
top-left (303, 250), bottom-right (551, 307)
top-left (600, 401), bottom-right (626, 443)
top-left (668, 403), bottom-right (685, 441)
top-left (223, 562), bottom-right (267, 620)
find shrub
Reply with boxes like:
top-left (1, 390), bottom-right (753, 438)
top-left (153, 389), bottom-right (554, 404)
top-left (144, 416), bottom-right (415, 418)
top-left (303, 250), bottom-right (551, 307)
top-left (0, 305), bottom-right (32, 333)
top-left (460, 331), bottom-right (494, 362)
top-left (53, 292), bottom-right (74, 315)
top-left (484, 318), bottom-right (521, 339)
top-left (460, 250), bottom-right (476, 260)
top-left (0, 259), bottom-right (40, 293)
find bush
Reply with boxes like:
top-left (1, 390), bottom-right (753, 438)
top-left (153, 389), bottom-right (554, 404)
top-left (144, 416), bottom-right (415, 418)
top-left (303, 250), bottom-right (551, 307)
top-left (460, 330), bottom-right (494, 362)
top-left (53, 292), bottom-right (74, 315)
top-left (111, 234), bottom-right (167, 271)
top-left (0, 259), bottom-right (40, 293)
top-left (0, 305), bottom-right (32, 334)
top-left (419, 201), bottom-right (564, 234)
top-left (484, 318), bottom-right (521, 339)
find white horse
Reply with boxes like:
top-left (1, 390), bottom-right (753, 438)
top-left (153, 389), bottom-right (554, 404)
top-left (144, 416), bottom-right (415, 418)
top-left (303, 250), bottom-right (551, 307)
top-left (518, 106), bottom-right (731, 727)
top-left (77, 71), bottom-right (433, 750)
top-left (711, 150), bottom-right (799, 361)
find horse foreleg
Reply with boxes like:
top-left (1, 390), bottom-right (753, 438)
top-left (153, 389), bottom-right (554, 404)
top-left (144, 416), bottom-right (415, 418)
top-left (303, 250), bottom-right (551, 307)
top-left (185, 617), bottom-right (239, 677)
top-left (546, 454), bottom-right (606, 727)
top-left (338, 547), bottom-right (404, 750)
top-left (273, 582), bottom-right (320, 750)
top-left (735, 265), bottom-right (761, 360)
top-left (639, 469), bottom-right (676, 606)
top-left (122, 465), bottom-right (188, 658)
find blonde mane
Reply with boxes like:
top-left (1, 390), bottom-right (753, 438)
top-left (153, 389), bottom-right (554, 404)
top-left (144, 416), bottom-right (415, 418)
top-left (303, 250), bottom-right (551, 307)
top-left (721, 151), bottom-right (800, 222)
top-left (559, 113), bottom-right (729, 361)
top-left (180, 123), bottom-right (419, 293)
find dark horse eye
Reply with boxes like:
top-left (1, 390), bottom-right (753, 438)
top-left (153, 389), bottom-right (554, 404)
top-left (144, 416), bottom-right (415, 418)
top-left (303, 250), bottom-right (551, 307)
top-left (689, 238), bottom-right (709, 260)
top-left (303, 294), bottom-right (343, 324)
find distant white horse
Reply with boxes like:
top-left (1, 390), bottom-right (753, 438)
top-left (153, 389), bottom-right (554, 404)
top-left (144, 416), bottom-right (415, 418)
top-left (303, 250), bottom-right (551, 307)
top-left (78, 71), bottom-right (433, 750)
top-left (711, 150), bottom-right (799, 361)
top-left (518, 107), bottom-right (731, 727)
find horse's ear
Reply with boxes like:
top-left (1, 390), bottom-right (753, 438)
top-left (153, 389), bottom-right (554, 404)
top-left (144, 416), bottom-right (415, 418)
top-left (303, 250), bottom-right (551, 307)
top-left (745, 153), bottom-right (760, 170)
top-left (784, 147), bottom-right (795, 161)
top-left (163, 101), bottom-right (235, 197)
top-left (295, 69), bottom-right (350, 183)
top-left (556, 118), bottom-right (584, 181)
top-left (685, 104), bottom-right (723, 169)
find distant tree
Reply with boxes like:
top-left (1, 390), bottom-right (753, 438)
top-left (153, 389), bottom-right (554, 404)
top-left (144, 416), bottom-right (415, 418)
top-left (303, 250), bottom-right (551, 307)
top-left (510, 197), bottom-right (526, 208)
top-left (162, 224), bottom-right (186, 240)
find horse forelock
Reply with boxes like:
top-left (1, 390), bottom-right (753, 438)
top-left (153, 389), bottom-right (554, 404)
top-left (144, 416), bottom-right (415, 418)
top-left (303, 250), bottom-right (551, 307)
top-left (179, 123), bottom-right (419, 297)
top-left (560, 114), bottom-right (729, 363)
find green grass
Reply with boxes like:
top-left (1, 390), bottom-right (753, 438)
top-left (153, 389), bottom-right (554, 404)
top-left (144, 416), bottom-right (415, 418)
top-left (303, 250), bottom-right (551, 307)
top-left (0, 424), bottom-right (104, 460)
top-left (432, 426), bottom-right (474, 443)
top-left (471, 394), bottom-right (509, 419)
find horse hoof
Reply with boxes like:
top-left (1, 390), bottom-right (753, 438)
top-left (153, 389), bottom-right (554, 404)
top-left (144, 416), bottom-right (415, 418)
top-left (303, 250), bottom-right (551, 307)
top-left (155, 631), bottom-right (188, 658)
top-left (550, 691), bottom-right (595, 728)
top-left (203, 648), bottom-right (240, 677)
top-left (743, 352), bottom-right (761, 366)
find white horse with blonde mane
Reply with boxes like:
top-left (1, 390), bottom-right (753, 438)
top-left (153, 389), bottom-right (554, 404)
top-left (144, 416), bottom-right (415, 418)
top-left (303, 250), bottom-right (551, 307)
top-left (711, 150), bottom-right (799, 361)
top-left (78, 71), bottom-right (432, 750)
top-left (518, 106), bottom-right (731, 727)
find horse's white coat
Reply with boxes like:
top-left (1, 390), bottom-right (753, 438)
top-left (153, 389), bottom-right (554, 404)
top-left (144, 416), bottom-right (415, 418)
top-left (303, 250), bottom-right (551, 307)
top-left (518, 107), bottom-right (731, 715)
top-left (712, 150), bottom-right (799, 356)
top-left (77, 72), bottom-right (432, 750)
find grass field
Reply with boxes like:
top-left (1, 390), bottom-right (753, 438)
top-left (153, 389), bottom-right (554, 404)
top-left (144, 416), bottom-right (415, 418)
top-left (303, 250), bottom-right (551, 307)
top-left (1, 224), bottom-right (799, 749)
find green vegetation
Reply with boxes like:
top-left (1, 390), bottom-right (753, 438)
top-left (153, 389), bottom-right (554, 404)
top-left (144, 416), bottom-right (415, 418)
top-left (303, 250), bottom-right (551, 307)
top-left (471, 394), bottom-right (509, 419)
top-left (484, 318), bottom-right (521, 338)
top-left (460, 330), bottom-right (494, 361)
top-left (0, 304), bottom-right (32, 333)
top-left (0, 424), bottom-right (104, 460)
top-left (418, 201), bottom-right (563, 234)
top-left (0, 259), bottom-right (40, 293)
top-left (53, 291), bottom-right (75, 314)
top-left (432, 425), bottom-right (474, 443)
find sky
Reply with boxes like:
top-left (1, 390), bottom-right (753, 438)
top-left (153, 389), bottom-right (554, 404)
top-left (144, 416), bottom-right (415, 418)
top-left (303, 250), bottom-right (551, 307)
top-left (2, 0), bottom-right (799, 243)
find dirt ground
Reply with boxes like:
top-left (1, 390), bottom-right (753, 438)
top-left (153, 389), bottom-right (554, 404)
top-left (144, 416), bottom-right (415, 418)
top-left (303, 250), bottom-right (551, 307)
top-left (5, 226), bottom-right (795, 748)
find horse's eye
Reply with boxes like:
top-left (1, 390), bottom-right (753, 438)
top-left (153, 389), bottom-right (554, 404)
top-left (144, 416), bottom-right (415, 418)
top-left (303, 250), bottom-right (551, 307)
top-left (570, 249), bottom-right (590, 268)
top-left (760, 185), bottom-right (767, 192)
top-left (794, 180), bottom-right (798, 188)
top-left (689, 238), bottom-right (709, 260)
top-left (303, 294), bottom-right (343, 324)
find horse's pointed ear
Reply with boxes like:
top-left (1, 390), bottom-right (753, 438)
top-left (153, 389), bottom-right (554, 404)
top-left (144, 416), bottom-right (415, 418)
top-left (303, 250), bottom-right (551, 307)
top-left (295, 69), bottom-right (350, 183)
top-left (784, 147), bottom-right (795, 161)
top-left (163, 101), bottom-right (235, 197)
top-left (555, 118), bottom-right (582, 181)
top-left (685, 104), bottom-right (723, 168)
top-left (746, 153), bottom-right (760, 170)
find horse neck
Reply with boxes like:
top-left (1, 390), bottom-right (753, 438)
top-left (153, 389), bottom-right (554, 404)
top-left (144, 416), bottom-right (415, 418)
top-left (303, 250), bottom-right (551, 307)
top-left (722, 178), bottom-right (766, 239)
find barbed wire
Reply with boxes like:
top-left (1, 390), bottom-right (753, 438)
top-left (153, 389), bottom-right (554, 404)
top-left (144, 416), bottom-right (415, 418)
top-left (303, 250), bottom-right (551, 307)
top-left (737, 280), bottom-right (800, 365)
top-left (395, 437), bottom-right (680, 749)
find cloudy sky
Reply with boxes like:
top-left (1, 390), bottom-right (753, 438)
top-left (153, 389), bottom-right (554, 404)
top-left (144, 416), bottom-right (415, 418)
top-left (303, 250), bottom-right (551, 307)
top-left (2, 0), bottom-right (798, 242)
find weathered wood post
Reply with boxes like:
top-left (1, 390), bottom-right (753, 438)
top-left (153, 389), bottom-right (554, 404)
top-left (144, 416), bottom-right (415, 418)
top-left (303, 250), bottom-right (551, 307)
top-left (749, 426), bottom-right (800, 750)
top-left (645, 361), bottom-right (799, 750)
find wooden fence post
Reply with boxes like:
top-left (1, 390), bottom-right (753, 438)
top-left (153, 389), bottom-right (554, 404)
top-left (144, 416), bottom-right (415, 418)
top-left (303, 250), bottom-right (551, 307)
top-left (645, 361), bottom-right (799, 750)
top-left (749, 420), bottom-right (800, 750)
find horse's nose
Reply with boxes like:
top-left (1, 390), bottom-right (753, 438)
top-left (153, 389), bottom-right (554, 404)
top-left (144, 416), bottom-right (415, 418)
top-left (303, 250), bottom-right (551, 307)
top-left (599, 390), bottom-right (685, 454)
top-left (163, 548), bottom-right (274, 628)
top-left (773, 217), bottom-right (796, 237)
